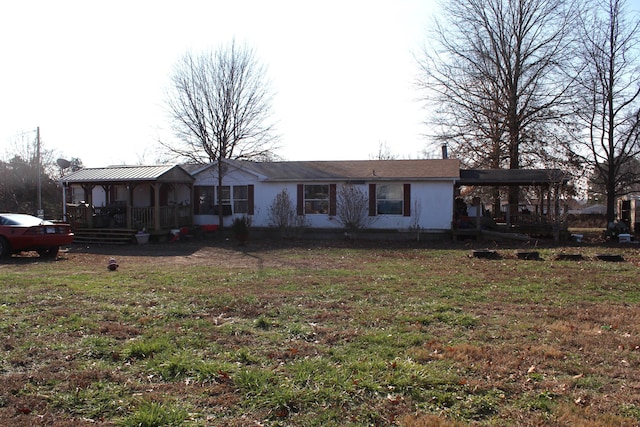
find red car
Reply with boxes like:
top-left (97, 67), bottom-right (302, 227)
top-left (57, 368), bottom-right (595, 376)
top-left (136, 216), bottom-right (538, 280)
top-left (0, 213), bottom-right (74, 259)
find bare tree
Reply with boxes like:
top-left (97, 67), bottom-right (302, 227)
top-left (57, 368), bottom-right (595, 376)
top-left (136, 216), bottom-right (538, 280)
top-left (369, 141), bottom-right (397, 160)
top-left (164, 40), bottom-right (279, 230)
top-left (573, 0), bottom-right (640, 223)
top-left (418, 0), bottom-right (579, 210)
top-left (164, 40), bottom-right (278, 163)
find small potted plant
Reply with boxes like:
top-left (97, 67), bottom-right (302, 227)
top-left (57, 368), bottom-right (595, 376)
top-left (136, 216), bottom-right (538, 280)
top-left (135, 228), bottom-right (150, 245)
top-left (231, 216), bottom-right (250, 244)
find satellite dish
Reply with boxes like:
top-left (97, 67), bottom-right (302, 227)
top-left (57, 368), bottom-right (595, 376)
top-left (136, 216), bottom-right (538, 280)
top-left (57, 158), bottom-right (71, 169)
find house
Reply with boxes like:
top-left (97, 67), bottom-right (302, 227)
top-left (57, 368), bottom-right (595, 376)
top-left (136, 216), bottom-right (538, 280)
top-left (60, 159), bottom-right (570, 241)
top-left (190, 158), bottom-right (461, 235)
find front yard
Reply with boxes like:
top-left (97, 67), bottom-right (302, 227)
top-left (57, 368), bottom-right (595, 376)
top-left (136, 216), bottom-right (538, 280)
top-left (1, 238), bottom-right (639, 426)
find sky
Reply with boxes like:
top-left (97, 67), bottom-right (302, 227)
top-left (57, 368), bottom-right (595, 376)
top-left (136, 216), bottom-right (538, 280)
top-left (0, 0), bottom-right (439, 168)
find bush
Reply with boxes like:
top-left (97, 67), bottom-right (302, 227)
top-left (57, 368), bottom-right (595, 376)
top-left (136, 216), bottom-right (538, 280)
top-left (231, 216), bottom-right (250, 236)
top-left (335, 184), bottom-right (375, 231)
top-left (267, 189), bottom-right (306, 237)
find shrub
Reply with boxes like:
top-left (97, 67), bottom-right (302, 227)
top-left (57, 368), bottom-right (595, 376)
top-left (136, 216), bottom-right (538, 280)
top-left (231, 216), bottom-right (250, 236)
top-left (335, 184), bottom-right (376, 231)
top-left (267, 188), bottom-right (307, 237)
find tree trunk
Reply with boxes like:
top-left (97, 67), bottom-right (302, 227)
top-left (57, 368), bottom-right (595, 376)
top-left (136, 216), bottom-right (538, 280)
top-left (217, 161), bottom-right (225, 238)
top-left (606, 180), bottom-right (616, 224)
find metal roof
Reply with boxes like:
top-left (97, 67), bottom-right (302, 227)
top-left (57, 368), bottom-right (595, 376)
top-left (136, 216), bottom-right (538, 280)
top-left (61, 165), bottom-right (194, 184)
top-left (212, 159), bottom-right (461, 181)
top-left (60, 162), bottom-right (569, 187)
top-left (458, 169), bottom-right (569, 186)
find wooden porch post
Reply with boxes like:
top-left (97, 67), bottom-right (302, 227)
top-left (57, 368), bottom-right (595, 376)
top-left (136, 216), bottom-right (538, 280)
top-left (82, 184), bottom-right (94, 228)
top-left (547, 184), bottom-right (553, 222)
top-left (101, 185), bottom-right (112, 205)
top-left (553, 182), bottom-right (561, 243)
top-left (172, 184), bottom-right (178, 227)
top-left (153, 183), bottom-right (161, 231)
top-left (554, 183), bottom-right (561, 220)
top-left (190, 184), bottom-right (194, 226)
top-left (126, 184), bottom-right (134, 229)
top-left (538, 187), bottom-right (544, 223)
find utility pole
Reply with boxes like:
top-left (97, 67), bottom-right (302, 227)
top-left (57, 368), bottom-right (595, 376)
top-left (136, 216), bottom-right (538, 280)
top-left (36, 126), bottom-right (43, 218)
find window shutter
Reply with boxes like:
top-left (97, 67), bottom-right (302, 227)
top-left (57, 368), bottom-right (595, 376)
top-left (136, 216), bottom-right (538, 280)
top-left (369, 183), bottom-right (377, 216)
top-left (404, 183), bottom-right (411, 217)
top-left (329, 184), bottom-right (337, 216)
top-left (297, 184), bottom-right (304, 216)
top-left (248, 185), bottom-right (254, 215)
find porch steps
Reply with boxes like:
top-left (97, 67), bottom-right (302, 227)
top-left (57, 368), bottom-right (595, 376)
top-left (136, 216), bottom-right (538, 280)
top-left (73, 228), bottom-right (138, 245)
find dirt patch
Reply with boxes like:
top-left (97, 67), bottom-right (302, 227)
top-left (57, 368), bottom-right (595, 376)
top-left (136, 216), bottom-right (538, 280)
top-left (5, 231), bottom-right (628, 270)
top-left (44, 240), bottom-right (270, 269)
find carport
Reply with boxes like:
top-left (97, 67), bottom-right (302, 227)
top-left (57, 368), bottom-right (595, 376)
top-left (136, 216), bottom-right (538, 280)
top-left (454, 168), bottom-right (570, 238)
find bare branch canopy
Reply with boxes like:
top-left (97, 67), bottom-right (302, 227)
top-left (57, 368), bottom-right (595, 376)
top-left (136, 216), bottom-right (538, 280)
top-left (163, 40), bottom-right (279, 164)
top-left (573, 0), bottom-right (640, 222)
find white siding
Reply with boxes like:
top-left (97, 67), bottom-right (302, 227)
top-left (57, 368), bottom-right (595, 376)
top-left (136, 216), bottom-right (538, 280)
top-left (192, 165), bottom-right (455, 232)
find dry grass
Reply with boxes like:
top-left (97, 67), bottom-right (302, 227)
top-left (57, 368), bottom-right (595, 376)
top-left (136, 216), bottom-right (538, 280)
top-left (1, 238), bottom-right (640, 426)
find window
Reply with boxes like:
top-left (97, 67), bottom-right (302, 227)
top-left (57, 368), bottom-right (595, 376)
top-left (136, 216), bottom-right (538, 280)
top-left (233, 185), bottom-right (248, 214)
top-left (376, 184), bottom-right (403, 215)
top-left (195, 186), bottom-right (214, 215)
top-left (196, 185), bottom-right (253, 216)
top-left (304, 184), bottom-right (329, 214)
top-left (217, 186), bottom-right (230, 206)
top-left (211, 186), bottom-right (231, 216)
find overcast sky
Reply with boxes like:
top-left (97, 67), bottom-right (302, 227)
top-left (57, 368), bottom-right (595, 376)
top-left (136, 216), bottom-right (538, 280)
top-left (0, 1), bottom-right (438, 167)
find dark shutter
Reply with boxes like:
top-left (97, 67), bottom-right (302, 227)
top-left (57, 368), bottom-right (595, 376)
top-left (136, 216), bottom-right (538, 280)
top-left (369, 183), bottom-right (377, 216)
top-left (404, 183), bottom-right (411, 217)
top-left (329, 184), bottom-right (337, 216)
top-left (297, 184), bottom-right (304, 216)
top-left (248, 185), bottom-right (254, 215)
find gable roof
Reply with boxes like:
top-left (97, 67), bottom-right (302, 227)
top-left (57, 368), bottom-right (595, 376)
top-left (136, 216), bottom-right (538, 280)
top-left (200, 159), bottom-right (461, 182)
top-left (61, 165), bottom-right (195, 184)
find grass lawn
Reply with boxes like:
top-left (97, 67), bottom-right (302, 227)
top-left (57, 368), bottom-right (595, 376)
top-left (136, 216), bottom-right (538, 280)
top-left (1, 238), bottom-right (640, 426)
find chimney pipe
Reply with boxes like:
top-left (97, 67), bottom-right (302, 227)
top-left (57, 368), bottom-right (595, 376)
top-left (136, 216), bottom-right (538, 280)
top-left (441, 144), bottom-right (448, 159)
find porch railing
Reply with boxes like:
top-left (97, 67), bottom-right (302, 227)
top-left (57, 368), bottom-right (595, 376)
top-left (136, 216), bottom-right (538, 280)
top-left (131, 207), bottom-right (154, 230)
top-left (158, 205), bottom-right (192, 230)
top-left (67, 205), bottom-right (191, 231)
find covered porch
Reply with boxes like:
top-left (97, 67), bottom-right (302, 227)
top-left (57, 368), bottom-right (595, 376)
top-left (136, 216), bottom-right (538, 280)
top-left (66, 203), bottom-right (192, 232)
top-left (60, 165), bottom-right (195, 239)
top-left (453, 168), bottom-right (571, 240)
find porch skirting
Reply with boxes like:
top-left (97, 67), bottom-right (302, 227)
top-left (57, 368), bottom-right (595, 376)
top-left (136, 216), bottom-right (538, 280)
top-left (73, 228), bottom-right (138, 245)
